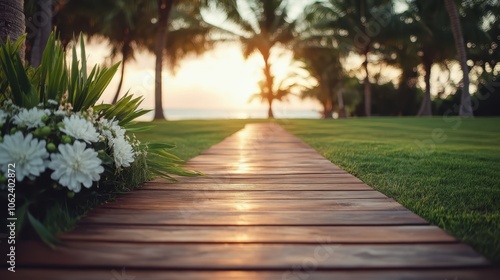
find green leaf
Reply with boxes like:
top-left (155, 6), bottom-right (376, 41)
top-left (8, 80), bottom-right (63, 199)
top-left (147, 143), bottom-right (176, 150)
top-left (0, 35), bottom-right (38, 108)
top-left (15, 202), bottom-right (30, 235)
top-left (27, 212), bottom-right (60, 248)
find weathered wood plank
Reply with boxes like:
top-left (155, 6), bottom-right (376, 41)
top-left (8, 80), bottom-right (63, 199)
top-left (8, 269), bottom-right (500, 280)
top-left (16, 242), bottom-right (489, 269)
top-left (171, 177), bottom-right (364, 184)
top-left (8, 123), bottom-right (492, 277)
top-left (187, 158), bottom-right (332, 163)
top-left (101, 198), bottom-right (405, 211)
top-left (127, 190), bottom-right (388, 200)
top-left (62, 225), bottom-right (456, 244)
top-left (184, 169), bottom-right (345, 175)
top-left (81, 210), bottom-right (428, 225)
top-left (141, 182), bottom-right (373, 191)
top-left (178, 173), bottom-right (355, 179)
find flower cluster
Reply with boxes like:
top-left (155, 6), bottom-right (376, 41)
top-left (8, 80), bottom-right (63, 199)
top-left (0, 99), bottom-right (141, 194)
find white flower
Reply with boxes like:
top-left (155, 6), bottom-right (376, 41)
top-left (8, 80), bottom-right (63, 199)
top-left (100, 118), bottom-right (125, 144)
top-left (0, 132), bottom-right (49, 181)
top-left (60, 115), bottom-right (99, 143)
top-left (47, 99), bottom-right (59, 106)
top-left (54, 109), bottom-right (67, 116)
top-left (112, 137), bottom-right (135, 168)
top-left (48, 141), bottom-right (104, 193)
top-left (0, 109), bottom-right (8, 124)
top-left (12, 107), bottom-right (49, 128)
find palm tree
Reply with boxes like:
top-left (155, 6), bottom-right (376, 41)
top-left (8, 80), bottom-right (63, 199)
top-left (103, 0), bottom-right (155, 104)
top-left (249, 61), bottom-right (308, 114)
top-left (55, 0), bottom-right (155, 104)
top-left (153, 0), bottom-right (175, 120)
top-left (0, 0), bottom-right (25, 60)
top-left (295, 46), bottom-right (346, 118)
top-left (152, 0), bottom-right (226, 119)
top-left (304, 0), bottom-right (392, 117)
top-left (25, 0), bottom-right (52, 67)
top-left (444, 0), bottom-right (473, 117)
top-left (208, 0), bottom-right (296, 118)
top-left (404, 0), bottom-right (455, 116)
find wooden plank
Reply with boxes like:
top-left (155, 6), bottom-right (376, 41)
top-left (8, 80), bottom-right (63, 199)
top-left (62, 225), bottom-right (456, 244)
top-left (172, 177), bottom-right (364, 184)
top-left (81, 210), bottom-right (428, 225)
top-left (7, 123), bottom-right (492, 278)
top-left (189, 155), bottom-right (328, 160)
top-left (184, 167), bottom-right (348, 175)
top-left (16, 242), bottom-right (489, 269)
top-left (127, 190), bottom-right (388, 200)
top-left (141, 182), bottom-right (373, 191)
top-left (184, 169), bottom-right (345, 174)
top-left (177, 173), bottom-right (355, 179)
top-left (192, 170), bottom-right (346, 175)
top-left (8, 269), bottom-right (500, 280)
top-left (100, 198), bottom-right (405, 211)
top-left (187, 158), bottom-right (332, 163)
top-left (185, 162), bottom-right (342, 168)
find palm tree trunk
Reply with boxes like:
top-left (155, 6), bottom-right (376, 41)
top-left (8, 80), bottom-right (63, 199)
top-left (29, 0), bottom-right (51, 67)
top-left (418, 60), bottom-right (433, 116)
top-left (337, 90), bottom-right (346, 118)
top-left (363, 54), bottom-right (371, 117)
top-left (112, 60), bottom-right (126, 104)
top-left (154, 0), bottom-right (175, 120)
top-left (445, 0), bottom-right (473, 117)
top-left (0, 0), bottom-right (25, 61)
top-left (267, 98), bottom-right (274, 119)
top-left (323, 97), bottom-right (333, 119)
top-left (263, 53), bottom-right (275, 119)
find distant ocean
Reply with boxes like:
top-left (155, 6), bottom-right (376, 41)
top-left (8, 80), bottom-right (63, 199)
top-left (139, 108), bottom-right (321, 121)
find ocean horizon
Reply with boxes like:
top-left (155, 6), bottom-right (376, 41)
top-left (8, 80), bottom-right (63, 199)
top-left (138, 108), bottom-right (322, 121)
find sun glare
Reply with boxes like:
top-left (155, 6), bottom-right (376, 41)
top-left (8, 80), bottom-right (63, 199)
top-left (86, 39), bottom-right (321, 113)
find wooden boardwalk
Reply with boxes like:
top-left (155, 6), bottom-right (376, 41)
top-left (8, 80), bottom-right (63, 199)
top-left (7, 123), bottom-right (498, 279)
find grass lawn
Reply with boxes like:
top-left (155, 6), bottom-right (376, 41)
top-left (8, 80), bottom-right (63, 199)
top-left (279, 117), bottom-right (500, 262)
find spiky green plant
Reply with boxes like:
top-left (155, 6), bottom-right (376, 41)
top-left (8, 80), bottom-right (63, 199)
top-left (0, 32), bottom-right (200, 246)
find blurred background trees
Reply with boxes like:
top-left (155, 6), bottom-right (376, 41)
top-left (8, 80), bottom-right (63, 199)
top-left (2, 0), bottom-right (499, 119)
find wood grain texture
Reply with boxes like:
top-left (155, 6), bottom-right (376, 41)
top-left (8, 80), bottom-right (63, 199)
top-left (141, 182), bottom-right (374, 191)
top-left (16, 242), bottom-right (489, 269)
top-left (81, 209), bottom-right (429, 226)
top-left (62, 225), bottom-right (457, 243)
top-left (8, 269), bottom-right (500, 280)
top-left (123, 190), bottom-right (389, 200)
top-left (101, 198), bottom-right (405, 211)
top-left (11, 123), bottom-right (492, 278)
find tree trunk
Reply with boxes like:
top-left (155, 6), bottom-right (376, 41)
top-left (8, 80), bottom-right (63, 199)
top-left (0, 0), bottom-right (25, 61)
top-left (112, 59), bottom-right (126, 104)
top-left (154, 0), bottom-right (174, 120)
top-left (337, 89), bottom-right (346, 118)
top-left (267, 98), bottom-right (274, 119)
top-left (262, 52), bottom-right (275, 119)
top-left (29, 0), bottom-right (52, 67)
top-left (362, 54), bottom-right (371, 117)
top-left (445, 0), bottom-right (473, 117)
top-left (418, 60), bottom-right (432, 116)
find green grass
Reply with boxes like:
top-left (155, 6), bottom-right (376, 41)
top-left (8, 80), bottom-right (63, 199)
top-left (278, 117), bottom-right (500, 262)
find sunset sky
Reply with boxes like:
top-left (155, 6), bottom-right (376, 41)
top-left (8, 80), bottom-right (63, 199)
top-left (80, 0), bottom-right (463, 119)
top-left (89, 42), bottom-right (322, 112)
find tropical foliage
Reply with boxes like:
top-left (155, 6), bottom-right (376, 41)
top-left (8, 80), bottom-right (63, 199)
top-left (0, 33), bottom-right (199, 245)
top-left (13, 0), bottom-right (500, 120)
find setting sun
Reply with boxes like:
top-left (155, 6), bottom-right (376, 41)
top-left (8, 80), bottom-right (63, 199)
top-left (83, 40), bottom-right (321, 119)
